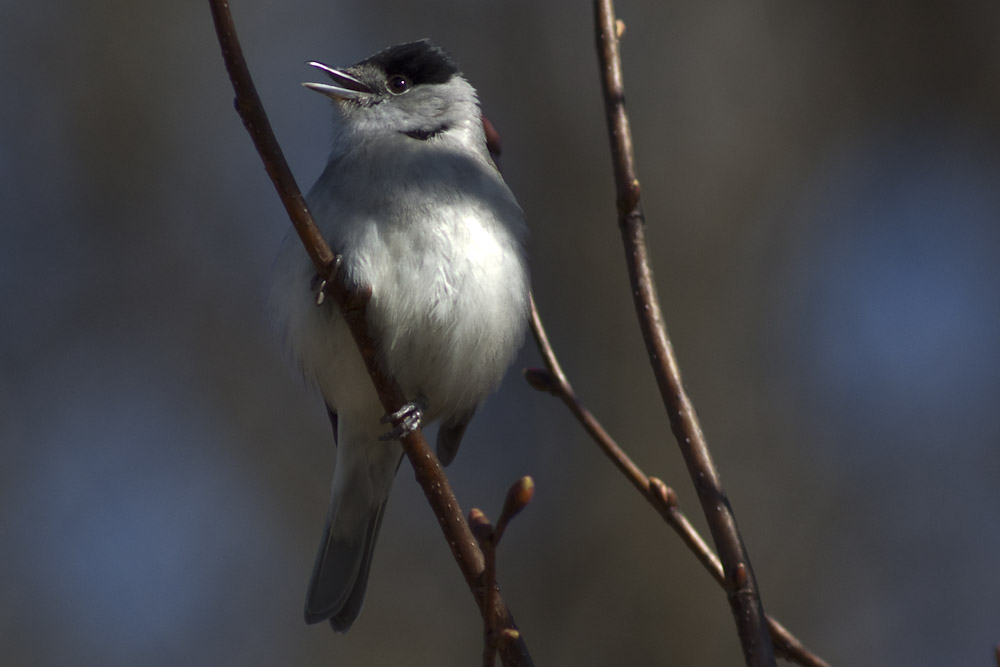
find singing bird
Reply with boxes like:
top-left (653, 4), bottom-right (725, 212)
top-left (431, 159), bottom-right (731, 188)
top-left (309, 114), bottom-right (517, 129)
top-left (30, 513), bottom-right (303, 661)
top-left (270, 40), bottom-right (529, 630)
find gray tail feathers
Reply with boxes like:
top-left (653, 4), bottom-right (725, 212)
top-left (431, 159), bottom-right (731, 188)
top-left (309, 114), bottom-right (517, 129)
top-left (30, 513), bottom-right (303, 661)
top-left (435, 410), bottom-right (474, 467)
top-left (304, 499), bottom-right (389, 631)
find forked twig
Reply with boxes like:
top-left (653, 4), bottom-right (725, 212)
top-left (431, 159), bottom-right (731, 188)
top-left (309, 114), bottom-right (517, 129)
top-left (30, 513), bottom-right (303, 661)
top-left (594, 1), bottom-right (800, 664)
top-left (471, 478), bottom-right (534, 667)
top-left (207, 2), bottom-right (530, 664)
top-left (526, 297), bottom-right (830, 667)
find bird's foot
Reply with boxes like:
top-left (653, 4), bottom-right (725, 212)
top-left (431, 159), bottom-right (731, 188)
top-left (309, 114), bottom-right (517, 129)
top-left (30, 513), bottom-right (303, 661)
top-left (379, 399), bottom-right (426, 441)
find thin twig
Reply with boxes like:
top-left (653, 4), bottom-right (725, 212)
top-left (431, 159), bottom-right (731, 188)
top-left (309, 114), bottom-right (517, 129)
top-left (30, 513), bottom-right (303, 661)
top-left (469, 508), bottom-right (499, 667)
top-left (207, 3), bottom-right (530, 664)
top-left (592, 2), bottom-right (775, 665)
top-left (526, 298), bottom-right (830, 667)
top-left (525, 297), bottom-right (721, 583)
top-left (471, 479), bottom-right (533, 667)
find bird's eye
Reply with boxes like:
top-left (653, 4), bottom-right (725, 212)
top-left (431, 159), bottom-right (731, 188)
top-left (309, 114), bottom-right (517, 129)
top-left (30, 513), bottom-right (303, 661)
top-left (387, 74), bottom-right (411, 94)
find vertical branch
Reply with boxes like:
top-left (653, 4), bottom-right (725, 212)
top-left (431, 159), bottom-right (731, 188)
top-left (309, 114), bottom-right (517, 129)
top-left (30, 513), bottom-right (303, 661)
top-left (592, 1), bottom-right (776, 665)
top-left (207, 3), bottom-right (531, 664)
top-left (471, 478), bottom-right (533, 667)
top-left (469, 508), bottom-right (500, 667)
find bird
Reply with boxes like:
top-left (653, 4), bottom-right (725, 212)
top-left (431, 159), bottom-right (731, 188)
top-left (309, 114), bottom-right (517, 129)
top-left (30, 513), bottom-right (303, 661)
top-left (269, 39), bottom-right (530, 632)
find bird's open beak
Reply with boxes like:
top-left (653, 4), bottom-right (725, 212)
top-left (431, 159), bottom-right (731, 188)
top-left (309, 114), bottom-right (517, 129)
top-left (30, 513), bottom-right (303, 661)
top-left (302, 62), bottom-right (373, 100)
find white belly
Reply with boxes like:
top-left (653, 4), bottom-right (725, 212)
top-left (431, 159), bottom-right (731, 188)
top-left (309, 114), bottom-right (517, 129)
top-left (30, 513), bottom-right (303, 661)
top-left (271, 173), bottom-right (528, 426)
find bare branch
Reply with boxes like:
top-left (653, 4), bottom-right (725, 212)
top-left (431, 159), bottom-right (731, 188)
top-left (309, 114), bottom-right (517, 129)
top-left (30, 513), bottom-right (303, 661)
top-left (207, 3), bottom-right (530, 664)
top-left (471, 478), bottom-right (534, 667)
top-left (527, 298), bottom-right (830, 667)
top-left (592, 2), bottom-right (775, 664)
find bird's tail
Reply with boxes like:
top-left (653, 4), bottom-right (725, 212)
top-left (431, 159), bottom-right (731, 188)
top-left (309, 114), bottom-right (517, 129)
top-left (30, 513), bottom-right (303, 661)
top-left (304, 432), bottom-right (402, 631)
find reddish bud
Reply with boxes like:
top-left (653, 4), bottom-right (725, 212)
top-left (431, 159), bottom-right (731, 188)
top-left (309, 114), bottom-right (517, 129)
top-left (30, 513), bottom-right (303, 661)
top-left (496, 628), bottom-right (521, 649)
top-left (468, 507), bottom-right (493, 544)
top-left (648, 477), bottom-right (677, 509)
top-left (501, 476), bottom-right (535, 523)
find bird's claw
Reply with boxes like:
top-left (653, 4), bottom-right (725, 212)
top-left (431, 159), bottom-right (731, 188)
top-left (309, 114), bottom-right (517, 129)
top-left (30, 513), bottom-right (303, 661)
top-left (311, 255), bottom-right (343, 307)
top-left (312, 276), bottom-right (327, 306)
top-left (379, 400), bottom-right (425, 441)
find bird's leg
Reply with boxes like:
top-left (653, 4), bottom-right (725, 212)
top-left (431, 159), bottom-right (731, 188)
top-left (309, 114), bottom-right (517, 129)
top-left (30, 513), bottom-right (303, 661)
top-left (379, 397), bottom-right (427, 441)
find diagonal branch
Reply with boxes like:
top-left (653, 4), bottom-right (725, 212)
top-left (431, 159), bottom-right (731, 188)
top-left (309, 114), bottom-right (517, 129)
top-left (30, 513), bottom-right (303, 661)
top-left (526, 298), bottom-right (831, 667)
top-left (593, 1), bottom-right (774, 664)
top-left (206, 3), bottom-right (530, 664)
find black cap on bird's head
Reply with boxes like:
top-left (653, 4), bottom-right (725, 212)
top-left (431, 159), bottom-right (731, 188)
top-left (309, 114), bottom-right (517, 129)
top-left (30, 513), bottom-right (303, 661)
top-left (361, 40), bottom-right (459, 87)
top-left (303, 39), bottom-right (482, 146)
top-left (303, 39), bottom-right (461, 104)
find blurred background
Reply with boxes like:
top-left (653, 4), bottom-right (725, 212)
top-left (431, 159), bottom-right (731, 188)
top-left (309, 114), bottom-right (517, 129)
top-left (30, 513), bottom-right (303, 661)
top-left (3, 1), bottom-right (999, 665)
